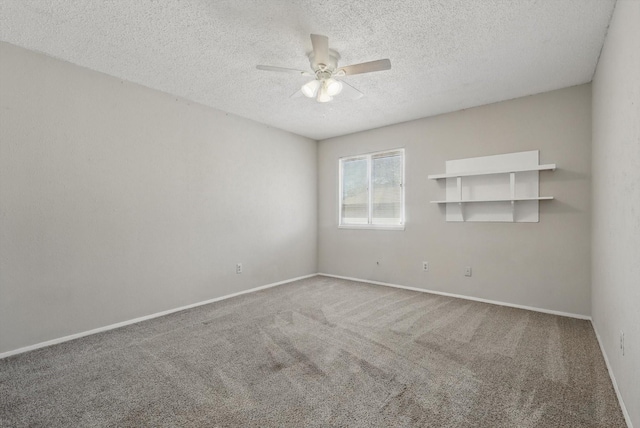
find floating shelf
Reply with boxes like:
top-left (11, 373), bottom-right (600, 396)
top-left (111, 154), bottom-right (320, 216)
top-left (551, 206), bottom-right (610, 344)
top-left (430, 196), bottom-right (554, 204)
top-left (427, 164), bottom-right (556, 180)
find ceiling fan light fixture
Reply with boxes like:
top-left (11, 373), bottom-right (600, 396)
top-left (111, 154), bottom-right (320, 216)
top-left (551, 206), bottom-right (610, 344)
top-left (301, 79), bottom-right (321, 98)
top-left (325, 78), bottom-right (343, 96)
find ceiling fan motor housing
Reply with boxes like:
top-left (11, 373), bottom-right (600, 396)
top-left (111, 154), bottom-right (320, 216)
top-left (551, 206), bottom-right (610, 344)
top-left (309, 49), bottom-right (341, 77)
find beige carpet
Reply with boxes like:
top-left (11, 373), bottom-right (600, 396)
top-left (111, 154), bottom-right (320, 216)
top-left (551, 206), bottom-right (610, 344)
top-left (0, 276), bottom-right (626, 427)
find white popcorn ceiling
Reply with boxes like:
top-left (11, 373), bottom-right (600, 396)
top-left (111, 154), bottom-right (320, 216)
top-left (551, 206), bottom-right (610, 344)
top-left (0, 0), bottom-right (616, 140)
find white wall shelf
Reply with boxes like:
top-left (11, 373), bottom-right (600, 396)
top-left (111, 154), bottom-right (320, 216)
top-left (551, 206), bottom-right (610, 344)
top-left (431, 196), bottom-right (554, 204)
top-left (429, 151), bottom-right (555, 222)
top-left (427, 164), bottom-right (556, 180)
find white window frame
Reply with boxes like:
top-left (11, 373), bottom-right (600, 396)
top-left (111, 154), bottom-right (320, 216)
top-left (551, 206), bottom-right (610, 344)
top-left (338, 148), bottom-right (405, 230)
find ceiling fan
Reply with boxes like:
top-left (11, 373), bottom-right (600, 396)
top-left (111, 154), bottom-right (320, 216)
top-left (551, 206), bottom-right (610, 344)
top-left (256, 34), bottom-right (391, 103)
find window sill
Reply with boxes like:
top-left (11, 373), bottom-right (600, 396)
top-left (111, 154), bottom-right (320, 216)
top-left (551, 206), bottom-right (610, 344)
top-left (338, 224), bottom-right (405, 231)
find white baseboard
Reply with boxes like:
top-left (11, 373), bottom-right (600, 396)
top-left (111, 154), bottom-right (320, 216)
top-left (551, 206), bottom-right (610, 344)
top-left (5, 272), bottom-right (628, 425)
top-left (2, 272), bottom-right (592, 360)
top-left (592, 323), bottom-right (633, 428)
top-left (0, 273), bottom-right (317, 360)
top-left (318, 273), bottom-right (592, 320)
top-left (319, 273), bottom-right (633, 425)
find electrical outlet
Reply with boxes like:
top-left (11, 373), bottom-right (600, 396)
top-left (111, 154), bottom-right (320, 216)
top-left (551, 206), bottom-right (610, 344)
top-left (236, 263), bottom-right (242, 274)
top-left (422, 261), bottom-right (429, 272)
top-left (620, 331), bottom-right (624, 356)
top-left (464, 266), bottom-right (472, 277)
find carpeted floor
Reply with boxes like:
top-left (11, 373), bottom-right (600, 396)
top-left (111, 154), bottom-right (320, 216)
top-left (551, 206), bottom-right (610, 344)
top-left (0, 276), bottom-right (626, 427)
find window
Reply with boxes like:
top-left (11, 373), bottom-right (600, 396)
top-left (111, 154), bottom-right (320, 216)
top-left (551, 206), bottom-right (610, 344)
top-left (339, 149), bottom-right (405, 229)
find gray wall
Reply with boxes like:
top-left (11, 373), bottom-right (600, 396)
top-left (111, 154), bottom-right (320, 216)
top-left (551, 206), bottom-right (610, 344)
top-left (318, 84), bottom-right (592, 316)
top-left (0, 42), bottom-right (318, 354)
top-left (592, 1), bottom-right (640, 425)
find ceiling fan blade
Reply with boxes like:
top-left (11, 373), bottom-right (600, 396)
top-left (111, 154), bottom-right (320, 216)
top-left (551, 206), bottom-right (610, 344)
top-left (256, 65), bottom-right (313, 77)
top-left (310, 34), bottom-right (330, 65)
top-left (340, 80), bottom-right (364, 100)
top-left (339, 59), bottom-right (391, 76)
top-left (290, 89), bottom-right (304, 98)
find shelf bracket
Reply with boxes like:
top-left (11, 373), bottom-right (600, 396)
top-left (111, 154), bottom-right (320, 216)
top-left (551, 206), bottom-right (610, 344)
top-left (457, 177), bottom-right (464, 221)
top-left (510, 172), bottom-right (516, 222)
top-left (509, 172), bottom-right (516, 199)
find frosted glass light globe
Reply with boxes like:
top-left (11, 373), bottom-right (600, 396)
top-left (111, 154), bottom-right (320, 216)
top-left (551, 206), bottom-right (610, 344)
top-left (325, 78), bottom-right (343, 96)
top-left (301, 80), bottom-right (321, 98)
top-left (316, 86), bottom-right (333, 103)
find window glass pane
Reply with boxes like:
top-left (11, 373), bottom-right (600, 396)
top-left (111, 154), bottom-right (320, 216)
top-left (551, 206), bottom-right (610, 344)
top-left (372, 153), bottom-right (402, 224)
top-left (341, 158), bottom-right (368, 224)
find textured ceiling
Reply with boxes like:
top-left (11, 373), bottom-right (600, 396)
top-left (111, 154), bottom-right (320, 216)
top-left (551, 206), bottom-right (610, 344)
top-left (0, 0), bottom-right (616, 140)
